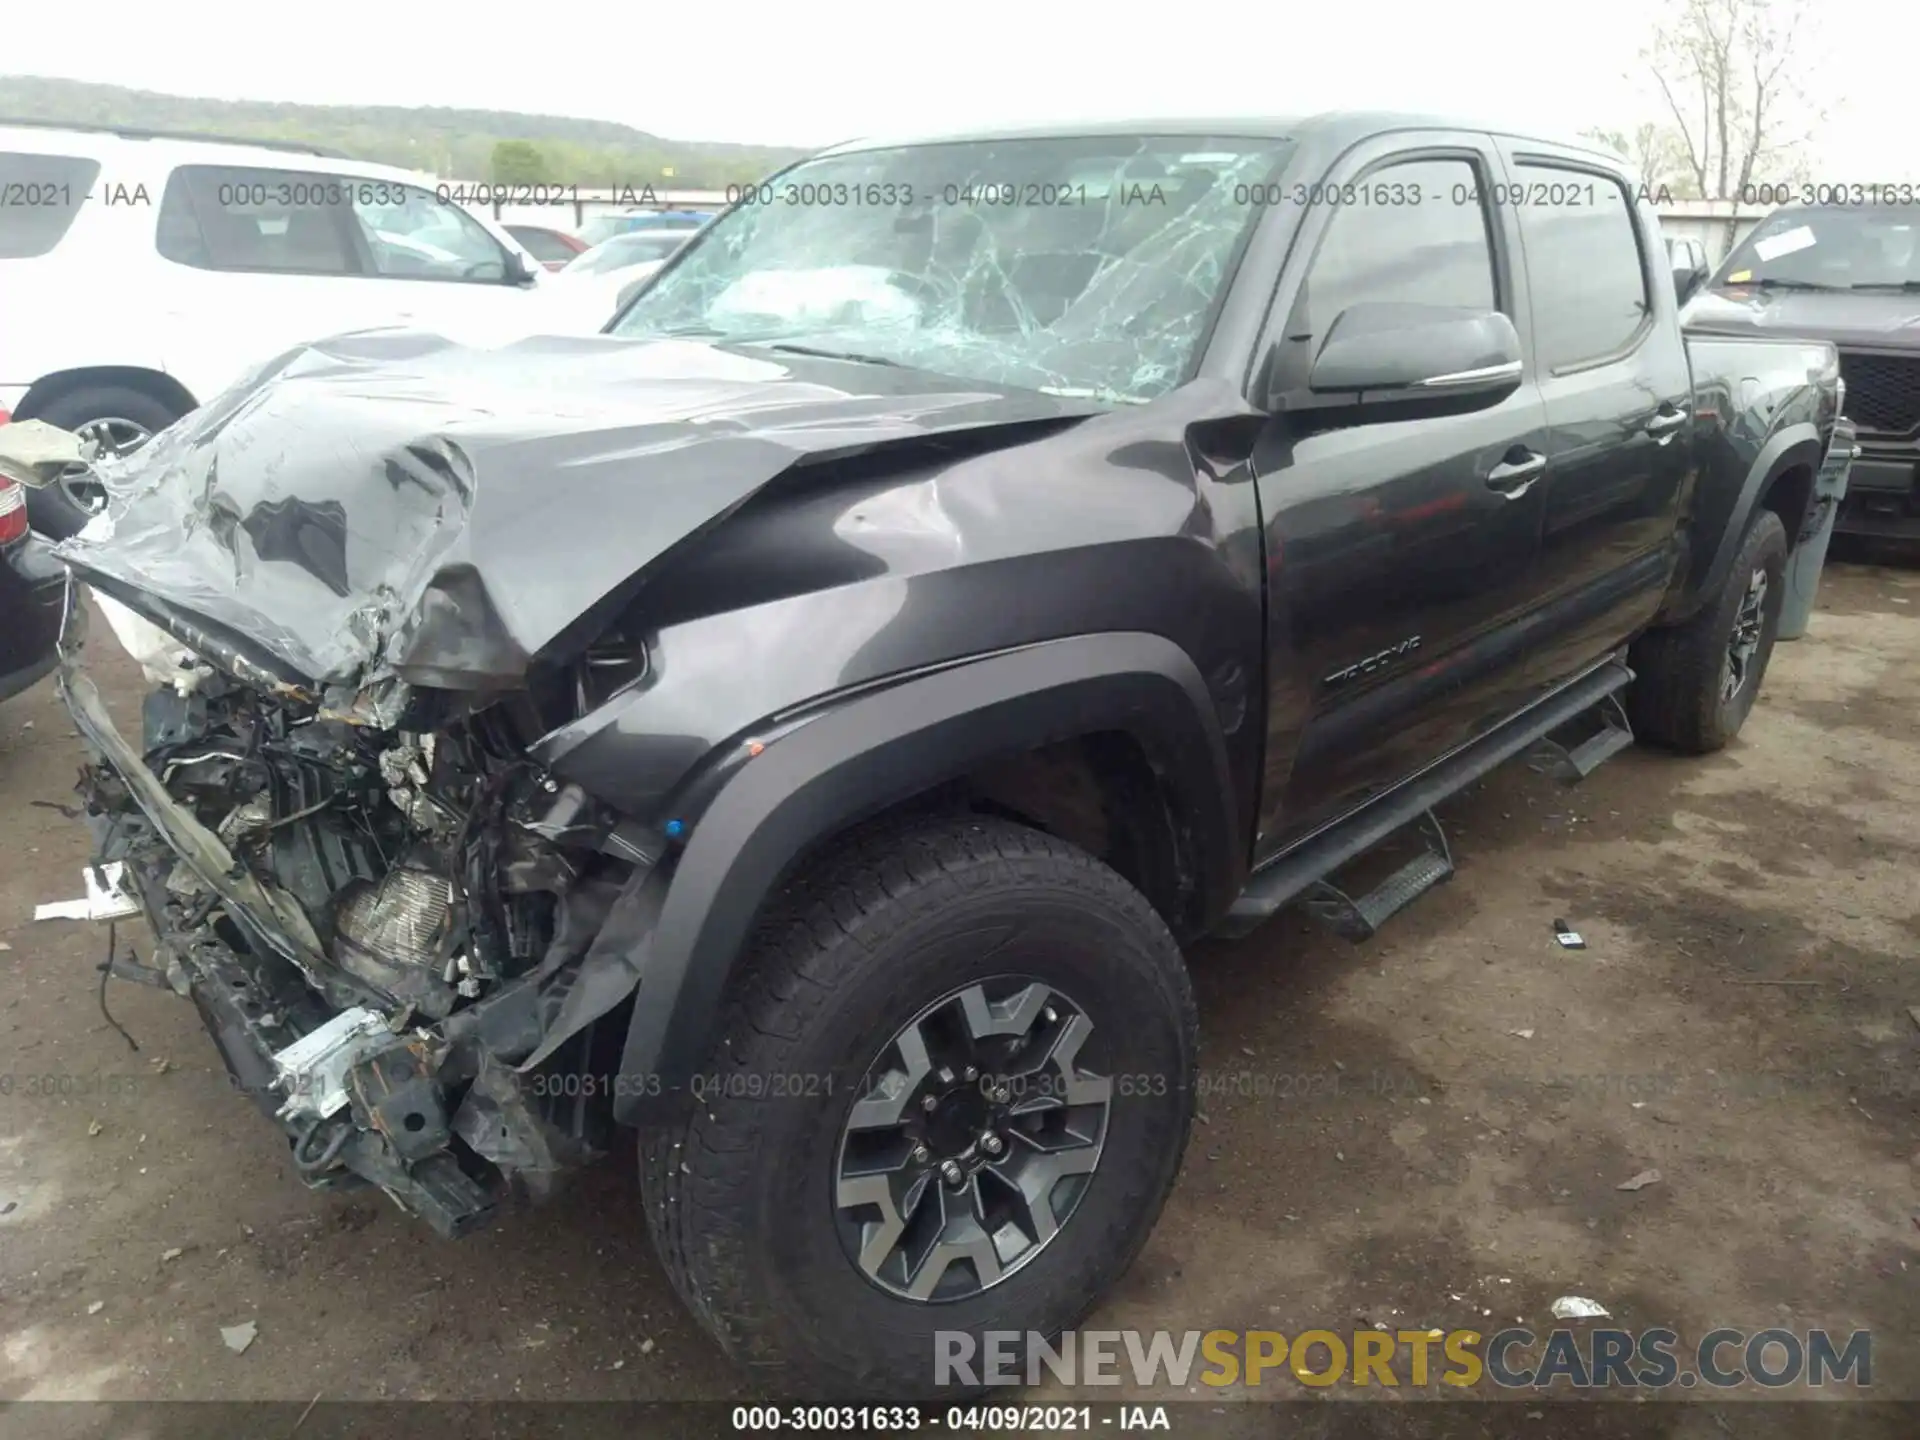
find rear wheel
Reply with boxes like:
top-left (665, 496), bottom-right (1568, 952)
top-left (23, 386), bottom-right (183, 539)
top-left (639, 814), bottom-right (1198, 1398)
top-left (1629, 508), bottom-right (1789, 752)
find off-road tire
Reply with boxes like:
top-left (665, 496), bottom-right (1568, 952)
top-left (22, 386), bottom-right (183, 540)
top-left (639, 814), bottom-right (1198, 1399)
top-left (1629, 508), bottom-right (1789, 753)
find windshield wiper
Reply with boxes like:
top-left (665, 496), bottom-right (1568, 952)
top-left (1848, 280), bottom-right (1920, 292)
top-left (1735, 277), bottom-right (1840, 291)
top-left (751, 341), bottom-right (906, 369)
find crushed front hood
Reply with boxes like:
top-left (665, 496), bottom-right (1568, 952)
top-left (54, 330), bottom-right (1101, 691)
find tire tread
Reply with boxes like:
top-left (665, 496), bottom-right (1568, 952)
top-left (1629, 509), bottom-right (1788, 753)
top-left (639, 813), bottom-right (1197, 1395)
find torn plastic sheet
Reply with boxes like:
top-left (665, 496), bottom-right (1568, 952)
top-left (93, 591), bottom-right (215, 696)
top-left (0, 417), bottom-right (86, 487)
top-left (451, 1053), bottom-right (598, 1201)
top-left (52, 331), bottom-right (1104, 693)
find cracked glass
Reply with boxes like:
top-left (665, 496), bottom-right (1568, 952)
top-left (609, 134), bottom-right (1294, 405)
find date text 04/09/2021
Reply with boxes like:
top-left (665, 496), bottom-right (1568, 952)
top-left (730, 1404), bottom-right (1172, 1431)
top-left (1, 180), bottom-right (150, 207)
top-left (723, 180), bottom-right (1175, 208)
top-left (1232, 180), bottom-right (1678, 209)
top-left (522, 1069), bottom-right (841, 1101)
top-left (434, 183), bottom-right (663, 207)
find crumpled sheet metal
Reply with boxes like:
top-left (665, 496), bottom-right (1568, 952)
top-left (53, 330), bottom-right (1096, 691)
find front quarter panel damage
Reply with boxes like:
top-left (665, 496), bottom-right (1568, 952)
top-left (51, 330), bottom-right (1111, 692)
top-left (42, 331), bottom-right (1269, 1244)
top-left (531, 377), bottom-right (1268, 831)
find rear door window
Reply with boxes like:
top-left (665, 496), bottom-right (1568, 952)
top-left (156, 165), bottom-right (362, 275)
top-left (0, 152), bottom-right (101, 258)
top-left (1512, 165), bottom-right (1651, 372)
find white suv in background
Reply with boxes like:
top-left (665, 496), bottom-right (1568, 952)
top-left (0, 122), bottom-right (558, 536)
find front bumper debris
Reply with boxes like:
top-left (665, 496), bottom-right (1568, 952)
top-left (55, 629), bottom-right (611, 1238)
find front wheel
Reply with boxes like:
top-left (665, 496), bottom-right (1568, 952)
top-left (640, 815), bottom-right (1198, 1398)
top-left (1629, 508), bottom-right (1789, 753)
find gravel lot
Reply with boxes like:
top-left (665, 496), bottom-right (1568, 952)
top-left (2, 560), bottom-right (1916, 1435)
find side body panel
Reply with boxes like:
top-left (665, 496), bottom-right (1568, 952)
top-left (1241, 129), bottom-right (1555, 849)
top-left (1664, 334), bottom-right (1840, 620)
top-left (1489, 135), bottom-right (1696, 692)
top-left (534, 379), bottom-right (1272, 868)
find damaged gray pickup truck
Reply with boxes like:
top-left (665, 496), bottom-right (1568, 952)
top-left (19, 115), bottom-right (1850, 1397)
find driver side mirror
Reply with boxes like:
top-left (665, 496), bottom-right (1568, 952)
top-left (1277, 302), bottom-right (1523, 420)
top-left (1672, 253), bottom-right (1709, 306)
top-left (504, 250), bottom-right (539, 287)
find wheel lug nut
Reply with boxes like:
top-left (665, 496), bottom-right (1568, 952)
top-left (911, 1144), bottom-right (930, 1162)
top-left (963, 1065), bottom-right (977, 1082)
top-left (992, 1086), bottom-right (1010, 1103)
top-left (940, 1160), bottom-right (964, 1185)
top-left (922, 1094), bottom-right (938, 1112)
top-left (982, 1133), bottom-right (1003, 1156)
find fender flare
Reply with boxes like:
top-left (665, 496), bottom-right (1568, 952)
top-left (608, 631), bottom-right (1239, 1123)
top-left (1695, 422), bottom-right (1825, 606)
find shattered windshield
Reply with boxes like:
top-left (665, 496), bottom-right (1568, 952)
top-left (609, 134), bottom-right (1293, 403)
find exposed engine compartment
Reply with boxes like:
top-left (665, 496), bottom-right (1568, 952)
top-left (59, 611), bottom-right (665, 1239)
top-left (145, 677), bottom-right (573, 1022)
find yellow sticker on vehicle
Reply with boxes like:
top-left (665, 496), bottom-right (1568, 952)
top-left (1727, 269), bottom-right (1752, 283)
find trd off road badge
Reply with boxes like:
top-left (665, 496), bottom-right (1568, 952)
top-left (1323, 635), bottom-right (1422, 687)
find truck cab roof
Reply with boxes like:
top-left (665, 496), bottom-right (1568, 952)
top-left (818, 112), bottom-right (1625, 170)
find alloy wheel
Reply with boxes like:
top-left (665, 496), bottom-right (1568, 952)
top-left (834, 978), bottom-right (1112, 1303)
top-left (61, 417), bottom-right (154, 516)
top-left (1721, 564), bottom-right (1770, 704)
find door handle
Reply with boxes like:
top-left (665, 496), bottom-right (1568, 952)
top-left (1645, 407), bottom-right (1687, 438)
top-left (1485, 451), bottom-right (1547, 495)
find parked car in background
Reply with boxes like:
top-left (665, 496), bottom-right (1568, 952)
top-left (539, 228), bottom-right (699, 329)
top-left (504, 223), bottom-right (588, 270)
top-left (39, 114), bottom-right (1847, 1398)
top-left (0, 469), bottom-right (60, 702)
top-left (575, 208), bottom-right (713, 247)
top-left (0, 121), bottom-right (553, 539)
top-left (1682, 202), bottom-right (1920, 539)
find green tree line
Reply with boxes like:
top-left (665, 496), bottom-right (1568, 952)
top-left (2, 76), bottom-right (808, 188)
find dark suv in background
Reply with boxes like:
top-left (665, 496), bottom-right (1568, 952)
top-left (1684, 203), bottom-right (1920, 540)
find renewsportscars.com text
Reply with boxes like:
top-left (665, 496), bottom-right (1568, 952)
top-left (935, 1326), bottom-right (1872, 1390)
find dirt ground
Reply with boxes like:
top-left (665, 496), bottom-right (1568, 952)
top-left (2, 559), bottom-right (1916, 1434)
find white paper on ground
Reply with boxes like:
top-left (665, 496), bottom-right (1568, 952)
top-left (1551, 1295), bottom-right (1611, 1320)
top-left (35, 863), bottom-right (141, 922)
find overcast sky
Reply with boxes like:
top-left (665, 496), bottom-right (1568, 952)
top-left (7, 0), bottom-right (1910, 180)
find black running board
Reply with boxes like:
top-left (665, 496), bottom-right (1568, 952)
top-left (1301, 808), bottom-right (1454, 941)
top-left (1218, 655), bottom-right (1634, 940)
top-left (1526, 690), bottom-right (1635, 782)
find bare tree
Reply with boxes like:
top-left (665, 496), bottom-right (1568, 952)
top-left (1644, 0), bottom-right (1822, 205)
top-left (1581, 123), bottom-right (1697, 198)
